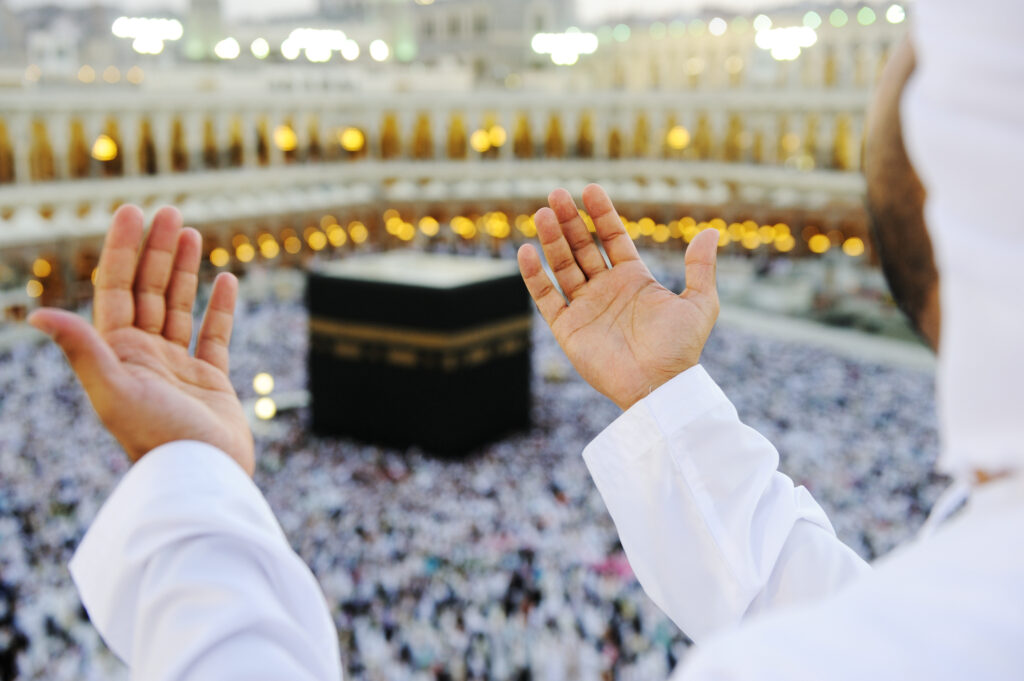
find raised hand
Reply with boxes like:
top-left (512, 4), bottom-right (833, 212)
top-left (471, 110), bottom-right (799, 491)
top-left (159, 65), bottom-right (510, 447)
top-left (517, 184), bottom-right (720, 411)
top-left (28, 206), bottom-right (254, 475)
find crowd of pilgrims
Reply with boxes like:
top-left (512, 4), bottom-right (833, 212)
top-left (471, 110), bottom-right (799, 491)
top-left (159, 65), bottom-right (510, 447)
top-left (0, 263), bottom-right (947, 681)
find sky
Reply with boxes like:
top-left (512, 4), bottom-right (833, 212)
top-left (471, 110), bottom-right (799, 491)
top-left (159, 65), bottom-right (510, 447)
top-left (6, 0), bottom-right (850, 24)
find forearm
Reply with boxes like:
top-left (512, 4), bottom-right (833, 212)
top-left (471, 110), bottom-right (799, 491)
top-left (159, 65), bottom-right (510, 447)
top-left (583, 366), bottom-right (869, 642)
top-left (70, 441), bottom-right (342, 681)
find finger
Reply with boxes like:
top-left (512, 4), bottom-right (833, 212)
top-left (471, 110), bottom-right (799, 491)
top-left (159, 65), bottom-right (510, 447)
top-left (517, 244), bottom-right (567, 327)
top-left (94, 205), bottom-right (145, 334)
top-left (681, 229), bottom-right (720, 310)
top-left (548, 188), bottom-right (608, 279)
top-left (581, 183), bottom-right (641, 266)
top-left (534, 206), bottom-right (587, 299)
top-left (162, 228), bottom-right (202, 347)
top-left (133, 206), bottom-right (184, 334)
top-left (28, 309), bottom-right (126, 411)
top-left (195, 272), bottom-right (238, 374)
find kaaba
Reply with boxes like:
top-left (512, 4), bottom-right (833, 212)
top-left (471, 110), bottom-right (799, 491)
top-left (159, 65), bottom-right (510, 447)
top-left (307, 251), bottom-right (532, 456)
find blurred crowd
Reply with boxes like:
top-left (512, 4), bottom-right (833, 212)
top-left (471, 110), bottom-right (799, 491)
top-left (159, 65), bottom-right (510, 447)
top-left (0, 263), bottom-right (945, 680)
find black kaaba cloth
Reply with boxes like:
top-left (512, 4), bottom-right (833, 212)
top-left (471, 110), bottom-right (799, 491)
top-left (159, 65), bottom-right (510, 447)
top-left (307, 251), bottom-right (532, 456)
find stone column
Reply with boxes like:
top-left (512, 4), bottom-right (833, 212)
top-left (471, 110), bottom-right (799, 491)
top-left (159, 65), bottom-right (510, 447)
top-left (12, 114), bottom-right (32, 184)
top-left (120, 112), bottom-right (142, 177)
top-left (494, 108), bottom-right (514, 161)
top-left (240, 111), bottom-right (259, 167)
top-left (45, 113), bottom-right (71, 181)
top-left (150, 112), bottom-right (174, 175)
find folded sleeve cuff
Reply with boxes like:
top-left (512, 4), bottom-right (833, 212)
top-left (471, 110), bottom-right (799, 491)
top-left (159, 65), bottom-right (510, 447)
top-left (586, 365), bottom-right (731, 461)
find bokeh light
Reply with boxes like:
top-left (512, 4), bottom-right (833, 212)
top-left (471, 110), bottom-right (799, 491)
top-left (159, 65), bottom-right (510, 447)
top-left (253, 372), bottom-right (274, 395)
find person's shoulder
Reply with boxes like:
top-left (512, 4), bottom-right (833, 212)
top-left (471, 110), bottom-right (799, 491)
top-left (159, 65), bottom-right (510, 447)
top-left (678, 483), bottom-right (1024, 680)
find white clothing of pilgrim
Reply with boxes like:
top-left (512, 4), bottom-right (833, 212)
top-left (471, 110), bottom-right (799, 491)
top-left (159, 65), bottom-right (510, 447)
top-left (68, 1), bottom-right (1024, 679)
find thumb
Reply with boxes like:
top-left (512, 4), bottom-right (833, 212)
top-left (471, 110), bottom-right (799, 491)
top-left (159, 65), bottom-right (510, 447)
top-left (28, 309), bottom-right (125, 401)
top-left (682, 228), bottom-right (719, 300)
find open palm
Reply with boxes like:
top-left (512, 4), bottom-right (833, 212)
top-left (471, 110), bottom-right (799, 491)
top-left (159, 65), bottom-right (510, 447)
top-left (518, 184), bottom-right (719, 411)
top-left (29, 205), bottom-right (254, 475)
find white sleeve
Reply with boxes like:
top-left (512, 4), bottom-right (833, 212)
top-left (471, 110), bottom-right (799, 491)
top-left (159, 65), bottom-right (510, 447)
top-left (582, 365), bottom-right (869, 643)
top-left (69, 441), bottom-right (343, 681)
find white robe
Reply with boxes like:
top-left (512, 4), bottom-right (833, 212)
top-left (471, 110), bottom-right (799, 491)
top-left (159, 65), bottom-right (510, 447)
top-left (72, 369), bottom-right (1024, 680)
top-left (584, 366), bottom-right (1024, 680)
top-left (70, 0), bottom-right (1024, 677)
top-left (71, 441), bottom-right (343, 681)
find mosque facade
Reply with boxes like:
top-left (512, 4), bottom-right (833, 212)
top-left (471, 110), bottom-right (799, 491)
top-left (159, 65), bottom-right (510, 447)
top-left (0, 3), bottom-right (906, 317)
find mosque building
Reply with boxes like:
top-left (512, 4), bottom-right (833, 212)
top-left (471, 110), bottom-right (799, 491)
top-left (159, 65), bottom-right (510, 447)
top-left (0, 2), bottom-right (906, 319)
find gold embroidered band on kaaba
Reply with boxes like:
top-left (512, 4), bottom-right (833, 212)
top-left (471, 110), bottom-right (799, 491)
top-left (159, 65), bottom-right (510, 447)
top-left (310, 315), bottom-right (532, 371)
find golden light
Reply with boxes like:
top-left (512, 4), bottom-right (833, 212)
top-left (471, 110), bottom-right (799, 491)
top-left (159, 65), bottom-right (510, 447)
top-left (77, 65), bottom-right (96, 83)
top-left (398, 222), bottom-right (416, 241)
top-left (382, 208), bottom-right (400, 221)
top-left (682, 225), bottom-right (699, 242)
top-left (209, 248), bottom-right (230, 267)
top-left (385, 216), bottom-right (403, 235)
top-left (26, 280), bottom-right (43, 298)
top-left (91, 134), bottom-right (118, 162)
top-left (774, 223), bottom-right (791, 238)
top-left (776, 234), bottom-right (796, 252)
top-left (781, 133), bottom-right (801, 155)
top-left (91, 267), bottom-right (98, 285)
top-left (253, 372), bottom-right (275, 395)
top-left (758, 225), bottom-right (776, 244)
top-left (727, 222), bottom-right (744, 242)
top-left (32, 259), bottom-right (52, 278)
top-left (308, 231), bottom-right (328, 251)
top-left (485, 215), bottom-right (510, 239)
top-left (717, 230), bottom-right (730, 247)
top-left (102, 66), bottom-right (121, 83)
top-left (516, 216), bottom-right (537, 237)
top-left (580, 211), bottom-right (596, 233)
top-left (232, 234), bottom-right (250, 249)
top-left (741, 233), bottom-right (761, 250)
top-left (488, 126), bottom-right (508, 147)
top-left (259, 239), bottom-right (280, 259)
top-left (348, 221), bottom-right (369, 244)
top-left (126, 66), bottom-right (144, 84)
top-left (708, 217), bottom-right (727, 231)
top-left (339, 127), bottom-right (365, 152)
top-left (652, 224), bottom-right (670, 243)
top-left (419, 216), bottom-right (440, 236)
top-left (236, 243), bottom-right (256, 262)
top-left (320, 215), bottom-right (338, 229)
top-left (450, 216), bottom-right (475, 236)
top-left (626, 221), bottom-right (641, 240)
top-left (842, 237), bottom-right (865, 257)
top-left (638, 217), bottom-right (656, 236)
top-left (808, 234), bottom-right (831, 254)
top-left (470, 129), bottom-right (491, 153)
top-left (666, 125), bottom-right (691, 150)
top-left (273, 125), bottom-right (298, 152)
top-left (254, 397), bottom-right (277, 420)
top-left (284, 236), bottom-right (302, 254)
top-left (327, 226), bottom-right (347, 246)
top-left (680, 216), bottom-right (697, 229)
